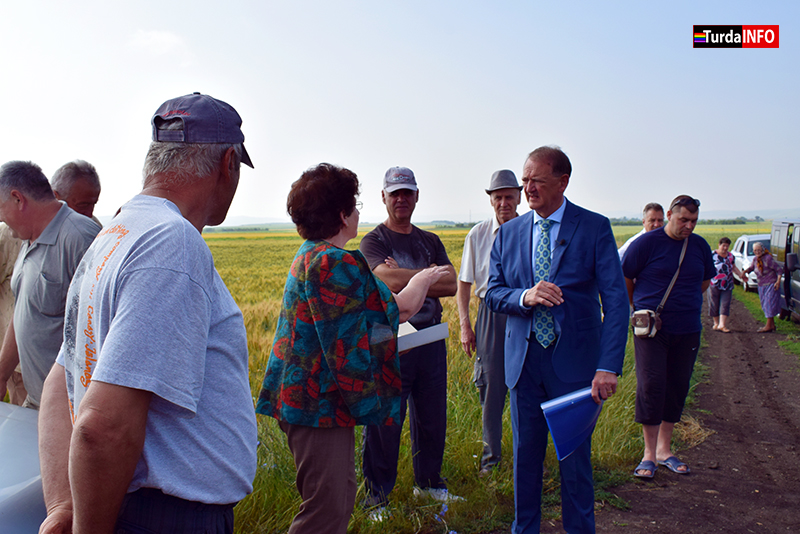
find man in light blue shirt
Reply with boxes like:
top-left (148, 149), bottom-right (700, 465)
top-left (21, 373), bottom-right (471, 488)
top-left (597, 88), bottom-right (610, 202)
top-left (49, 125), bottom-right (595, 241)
top-left (38, 93), bottom-right (257, 534)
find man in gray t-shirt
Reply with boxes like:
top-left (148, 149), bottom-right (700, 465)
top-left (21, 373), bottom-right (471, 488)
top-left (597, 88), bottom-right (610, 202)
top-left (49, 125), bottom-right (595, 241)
top-left (0, 160), bottom-right (99, 408)
top-left (38, 93), bottom-right (257, 534)
top-left (360, 166), bottom-right (460, 510)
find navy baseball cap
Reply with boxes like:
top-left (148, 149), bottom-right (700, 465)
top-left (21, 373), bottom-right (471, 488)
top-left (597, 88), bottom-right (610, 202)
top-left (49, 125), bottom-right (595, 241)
top-left (151, 92), bottom-right (253, 168)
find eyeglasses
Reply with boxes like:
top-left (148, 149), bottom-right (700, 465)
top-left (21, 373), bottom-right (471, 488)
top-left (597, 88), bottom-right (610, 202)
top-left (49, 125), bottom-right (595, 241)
top-left (670, 197), bottom-right (701, 211)
top-left (355, 201), bottom-right (363, 210)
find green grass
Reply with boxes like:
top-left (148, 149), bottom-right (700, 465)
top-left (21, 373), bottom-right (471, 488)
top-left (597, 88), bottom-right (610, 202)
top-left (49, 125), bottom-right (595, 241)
top-left (206, 223), bottom-right (786, 533)
top-left (732, 284), bottom-right (800, 359)
top-left (613, 221), bottom-right (771, 249)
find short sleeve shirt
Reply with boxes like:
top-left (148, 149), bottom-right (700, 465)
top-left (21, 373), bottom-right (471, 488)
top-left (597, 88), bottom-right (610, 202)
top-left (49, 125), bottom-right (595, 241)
top-left (711, 251), bottom-right (736, 291)
top-left (360, 223), bottom-right (452, 328)
top-left (622, 227), bottom-right (716, 334)
top-left (458, 217), bottom-right (500, 299)
top-left (56, 195), bottom-right (257, 504)
top-left (12, 203), bottom-right (100, 404)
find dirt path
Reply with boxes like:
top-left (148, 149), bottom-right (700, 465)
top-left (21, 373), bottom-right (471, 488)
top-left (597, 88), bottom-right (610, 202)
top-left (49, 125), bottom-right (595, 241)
top-left (538, 296), bottom-right (800, 533)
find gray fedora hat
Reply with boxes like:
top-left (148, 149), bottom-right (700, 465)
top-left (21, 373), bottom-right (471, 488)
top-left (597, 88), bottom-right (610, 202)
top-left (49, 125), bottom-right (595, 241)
top-left (486, 169), bottom-right (521, 194)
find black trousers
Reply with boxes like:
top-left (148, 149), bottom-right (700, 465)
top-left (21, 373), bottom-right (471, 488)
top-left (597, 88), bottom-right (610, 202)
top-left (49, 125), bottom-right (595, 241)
top-left (633, 329), bottom-right (701, 425)
top-left (362, 338), bottom-right (448, 503)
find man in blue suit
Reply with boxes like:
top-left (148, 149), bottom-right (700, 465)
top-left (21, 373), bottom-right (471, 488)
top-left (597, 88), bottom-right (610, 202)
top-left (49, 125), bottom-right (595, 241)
top-left (485, 146), bottom-right (629, 534)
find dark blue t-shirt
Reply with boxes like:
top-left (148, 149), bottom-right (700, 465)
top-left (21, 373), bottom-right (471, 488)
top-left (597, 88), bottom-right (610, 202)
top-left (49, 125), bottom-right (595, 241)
top-left (622, 227), bottom-right (715, 334)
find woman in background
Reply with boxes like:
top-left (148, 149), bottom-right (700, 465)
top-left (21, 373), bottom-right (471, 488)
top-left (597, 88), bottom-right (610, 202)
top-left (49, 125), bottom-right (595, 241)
top-left (256, 163), bottom-right (447, 534)
top-left (708, 237), bottom-right (742, 333)
top-left (742, 242), bottom-right (783, 333)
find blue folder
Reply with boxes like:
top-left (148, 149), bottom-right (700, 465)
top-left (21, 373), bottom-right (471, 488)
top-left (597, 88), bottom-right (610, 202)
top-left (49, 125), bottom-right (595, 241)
top-left (540, 387), bottom-right (603, 461)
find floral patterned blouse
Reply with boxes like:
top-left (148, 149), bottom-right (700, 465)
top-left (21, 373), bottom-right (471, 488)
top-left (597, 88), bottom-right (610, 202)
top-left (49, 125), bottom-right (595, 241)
top-left (711, 251), bottom-right (736, 291)
top-left (257, 240), bottom-right (401, 428)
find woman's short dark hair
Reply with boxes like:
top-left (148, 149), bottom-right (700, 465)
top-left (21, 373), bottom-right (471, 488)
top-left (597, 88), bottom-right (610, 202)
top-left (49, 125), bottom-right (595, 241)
top-left (719, 237), bottom-right (731, 245)
top-left (288, 163), bottom-right (359, 240)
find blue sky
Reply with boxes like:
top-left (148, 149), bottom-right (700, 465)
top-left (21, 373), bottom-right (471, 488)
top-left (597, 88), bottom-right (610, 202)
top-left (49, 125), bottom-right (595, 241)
top-left (1, 1), bottom-right (796, 224)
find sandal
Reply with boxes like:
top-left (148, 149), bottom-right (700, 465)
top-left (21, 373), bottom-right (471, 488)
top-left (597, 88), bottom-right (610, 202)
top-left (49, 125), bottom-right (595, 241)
top-left (658, 456), bottom-right (690, 474)
top-left (634, 460), bottom-right (657, 479)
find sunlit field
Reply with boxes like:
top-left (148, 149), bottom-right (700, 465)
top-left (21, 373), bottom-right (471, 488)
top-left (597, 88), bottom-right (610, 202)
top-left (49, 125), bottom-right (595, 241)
top-left (207, 222), bottom-right (768, 533)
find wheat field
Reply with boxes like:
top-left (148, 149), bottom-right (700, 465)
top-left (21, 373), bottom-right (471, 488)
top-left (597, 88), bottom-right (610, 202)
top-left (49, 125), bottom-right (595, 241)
top-left (206, 223), bottom-right (748, 533)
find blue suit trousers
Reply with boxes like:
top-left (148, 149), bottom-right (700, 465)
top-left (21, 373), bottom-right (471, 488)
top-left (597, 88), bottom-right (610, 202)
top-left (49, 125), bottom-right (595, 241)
top-left (509, 340), bottom-right (596, 534)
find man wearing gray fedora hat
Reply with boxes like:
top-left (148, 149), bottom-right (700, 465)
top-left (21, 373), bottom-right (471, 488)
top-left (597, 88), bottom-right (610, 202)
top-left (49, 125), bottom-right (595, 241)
top-left (457, 169), bottom-right (522, 475)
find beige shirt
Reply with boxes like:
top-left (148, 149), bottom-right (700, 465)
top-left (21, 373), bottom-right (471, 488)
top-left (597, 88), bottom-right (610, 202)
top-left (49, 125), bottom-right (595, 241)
top-left (458, 216), bottom-right (501, 299)
top-left (0, 223), bottom-right (22, 349)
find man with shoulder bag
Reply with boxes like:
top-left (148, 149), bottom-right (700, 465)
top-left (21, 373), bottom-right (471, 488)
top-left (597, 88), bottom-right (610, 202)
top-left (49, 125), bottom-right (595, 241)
top-left (622, 195), bottom-right (715, 479)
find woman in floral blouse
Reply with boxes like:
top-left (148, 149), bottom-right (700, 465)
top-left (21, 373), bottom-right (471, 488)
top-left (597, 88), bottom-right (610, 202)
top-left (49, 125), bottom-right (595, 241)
top-left (743, 242), bottom-right (784, 333)
top-left (257, 163), bottom-right (447, 534)
top-left (708, 237), bottom-right (742, 332)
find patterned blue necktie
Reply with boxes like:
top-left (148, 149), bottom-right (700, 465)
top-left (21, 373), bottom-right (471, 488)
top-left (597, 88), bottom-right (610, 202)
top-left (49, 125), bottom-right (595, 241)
top-left (534, 219), bottom-right (555, 347)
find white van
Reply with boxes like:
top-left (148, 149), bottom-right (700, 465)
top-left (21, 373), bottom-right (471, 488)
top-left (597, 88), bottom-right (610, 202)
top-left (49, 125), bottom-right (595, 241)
top-left (771, 219), bottom-right (800, 322)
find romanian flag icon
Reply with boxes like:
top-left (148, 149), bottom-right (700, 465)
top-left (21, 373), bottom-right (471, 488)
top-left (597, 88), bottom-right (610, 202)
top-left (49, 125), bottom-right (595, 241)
top-left (694, 32), bottom-right (706, 43)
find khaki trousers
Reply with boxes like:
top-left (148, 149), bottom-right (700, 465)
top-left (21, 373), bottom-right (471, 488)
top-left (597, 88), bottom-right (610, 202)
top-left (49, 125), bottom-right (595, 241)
top-left (280, 421), bottom-right (356, 534)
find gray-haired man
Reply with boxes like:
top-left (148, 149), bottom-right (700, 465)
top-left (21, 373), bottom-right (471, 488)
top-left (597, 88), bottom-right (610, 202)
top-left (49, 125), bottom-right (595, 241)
top-left (0, 161), bottom-right (100, 410)
top-left (38, 93), bottom-right (257, 534)
top-left (457, 170), bottom-right (521, 475)
top-left (51, 160), bottom-right (102, 226)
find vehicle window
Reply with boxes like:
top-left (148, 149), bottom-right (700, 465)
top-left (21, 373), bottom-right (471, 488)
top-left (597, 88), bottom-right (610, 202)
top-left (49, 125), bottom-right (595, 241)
top-left (773, 227), bottom-right (787, 262)
top-left (794, 228), bottom-right (800, 256)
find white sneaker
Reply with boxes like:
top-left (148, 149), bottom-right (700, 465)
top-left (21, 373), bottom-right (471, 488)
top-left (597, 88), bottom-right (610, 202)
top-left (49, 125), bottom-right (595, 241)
top-left (367, 505), bottom-right (390, 522)
top-left (412, 487), bottom-right (465, 503)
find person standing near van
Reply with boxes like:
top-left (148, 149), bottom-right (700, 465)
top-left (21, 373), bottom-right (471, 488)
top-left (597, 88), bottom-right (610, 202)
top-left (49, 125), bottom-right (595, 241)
top-left (742, 242), bottom-right (783, 333)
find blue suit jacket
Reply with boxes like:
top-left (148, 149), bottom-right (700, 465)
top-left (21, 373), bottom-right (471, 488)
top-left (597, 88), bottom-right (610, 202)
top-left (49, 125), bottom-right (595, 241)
top-left (485, 200), bottom-right (629, 389)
